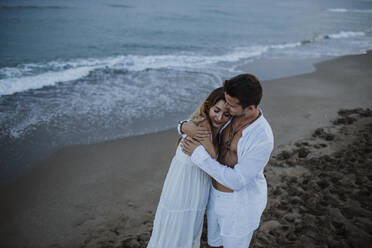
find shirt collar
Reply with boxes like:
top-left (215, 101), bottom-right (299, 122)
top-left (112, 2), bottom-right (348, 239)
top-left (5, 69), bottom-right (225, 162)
top-left (219, 118), bottom-right (231, 134)
top-left (241, 108), bottom-right (264, 136)
top-left (219, 108), bottom-right (264, 135)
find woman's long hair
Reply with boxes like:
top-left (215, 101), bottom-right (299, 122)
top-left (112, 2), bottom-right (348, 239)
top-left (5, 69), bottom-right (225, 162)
top-left (176, 87), bottom-right (226, 146)
top-left (190, 87), bottom-right (226, 122)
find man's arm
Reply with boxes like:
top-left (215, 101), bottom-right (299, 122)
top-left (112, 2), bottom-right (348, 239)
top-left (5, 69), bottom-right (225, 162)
top-left (183, 139), bottom-right (273, 191)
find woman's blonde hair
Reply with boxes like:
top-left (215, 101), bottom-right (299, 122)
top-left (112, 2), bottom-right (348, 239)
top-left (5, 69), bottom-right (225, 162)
top-left (190, 87), bottom-right (226, 121)
top-left (176, 87), bottom-right (226, 147)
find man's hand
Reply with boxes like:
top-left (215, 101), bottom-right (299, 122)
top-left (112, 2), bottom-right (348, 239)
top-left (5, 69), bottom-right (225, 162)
top-left (182, 136), bottom-right (201, 156)
top-left (181, 118), bottom-right (211, 140)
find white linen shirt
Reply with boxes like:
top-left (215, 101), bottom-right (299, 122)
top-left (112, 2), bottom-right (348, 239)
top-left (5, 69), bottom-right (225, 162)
top-left (190, 113), bottom-right (274, 236)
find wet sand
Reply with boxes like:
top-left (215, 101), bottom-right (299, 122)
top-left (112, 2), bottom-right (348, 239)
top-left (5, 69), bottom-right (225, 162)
top-left (0, 51), bottom-right (371, 247)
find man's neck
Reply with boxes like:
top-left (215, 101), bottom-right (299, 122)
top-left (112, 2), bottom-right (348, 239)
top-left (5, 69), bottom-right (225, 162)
top-left (233, 109), bottom-right (260, 129)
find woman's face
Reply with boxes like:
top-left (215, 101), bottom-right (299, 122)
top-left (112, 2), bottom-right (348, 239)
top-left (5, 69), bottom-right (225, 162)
top-left (208, 100), bottom-right (231, 128)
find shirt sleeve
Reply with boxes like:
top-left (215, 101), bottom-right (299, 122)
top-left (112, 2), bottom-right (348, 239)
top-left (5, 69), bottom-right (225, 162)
top-left (191, 140), bottom-right (273, 191)
top-left (177, 119), bottom-right (189, 137)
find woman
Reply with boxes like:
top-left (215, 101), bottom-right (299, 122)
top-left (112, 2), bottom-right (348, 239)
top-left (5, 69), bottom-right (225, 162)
top-left (147, 87), bottom-right (231, 248)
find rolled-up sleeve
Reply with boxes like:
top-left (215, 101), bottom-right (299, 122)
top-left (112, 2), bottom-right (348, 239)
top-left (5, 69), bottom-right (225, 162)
top-left (191, 141), bottom-right (273, 191)
top-left (177, 120), bottom-right (187, 136)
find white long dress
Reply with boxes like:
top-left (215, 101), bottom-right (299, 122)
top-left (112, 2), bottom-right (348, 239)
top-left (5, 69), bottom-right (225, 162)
top-left (147, 142), bottom-right (211, 248)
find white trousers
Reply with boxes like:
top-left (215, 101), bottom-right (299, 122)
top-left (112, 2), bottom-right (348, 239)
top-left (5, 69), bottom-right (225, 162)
top-left (207, 187), bottom-right (253, 248)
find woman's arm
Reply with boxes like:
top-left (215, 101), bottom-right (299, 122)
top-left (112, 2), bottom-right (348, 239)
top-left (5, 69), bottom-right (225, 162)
top-left (180, 118), bottom-right (211, 140)
top-left (195, 120), bottom-right (217, 159)
top-left (181, 118), bottom-right (216, 158)
top-left (199, 137), bottom-right (217, 159)
top-left (183, 136), bottom-right (216, 159)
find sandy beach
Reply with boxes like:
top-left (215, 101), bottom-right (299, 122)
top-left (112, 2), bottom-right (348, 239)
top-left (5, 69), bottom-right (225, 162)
top-left (1, 51), bottom-right (371, 248)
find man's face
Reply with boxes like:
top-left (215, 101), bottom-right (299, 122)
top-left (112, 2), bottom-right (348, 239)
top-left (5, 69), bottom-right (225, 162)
top-left (224, 93), bottom-right (244, 116)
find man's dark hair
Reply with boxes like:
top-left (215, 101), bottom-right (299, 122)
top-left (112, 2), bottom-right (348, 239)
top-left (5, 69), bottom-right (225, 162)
top-left (223, 73), bottom-right (262, 108)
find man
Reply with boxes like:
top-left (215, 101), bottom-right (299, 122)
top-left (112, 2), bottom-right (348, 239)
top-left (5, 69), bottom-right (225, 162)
top-left (180, 74), bottom-right (274, 248)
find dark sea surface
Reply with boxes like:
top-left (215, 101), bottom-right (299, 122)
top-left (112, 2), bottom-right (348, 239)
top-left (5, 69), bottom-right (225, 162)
top-left (1, 0), bottom-right (371, 184)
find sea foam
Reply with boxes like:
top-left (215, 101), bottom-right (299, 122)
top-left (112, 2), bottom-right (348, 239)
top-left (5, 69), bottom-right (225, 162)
top-left (0, 43), bottom-right (292, 96)
top-left (0, 29), bottom-right (370, 97)
top-left (328, 8), bottom-right (372, 14)
top-left (328, 31), bottom-right (365, 39)
top-left (328, 8), bottom-right (348, 13)
top-left (0, 67), bottom-right (93, 96)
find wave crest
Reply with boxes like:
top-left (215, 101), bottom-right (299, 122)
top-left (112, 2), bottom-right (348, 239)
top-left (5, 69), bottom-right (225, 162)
top-left (0, 28), bottom-right (370, 96)
top-left (328, 8), bottom-right (372, 13)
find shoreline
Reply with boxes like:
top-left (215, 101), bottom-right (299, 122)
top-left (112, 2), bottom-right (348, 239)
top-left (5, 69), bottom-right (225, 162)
top-left (0, 53), bottom-right (359, 186)
top-left (0, 52), bottom-right (331, 188)
top-left (0, 51), bottom-right (371, 247)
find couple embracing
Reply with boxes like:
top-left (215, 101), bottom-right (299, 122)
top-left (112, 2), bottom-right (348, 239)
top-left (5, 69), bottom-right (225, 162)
top-left (147, 74), bottom-right (274, 248)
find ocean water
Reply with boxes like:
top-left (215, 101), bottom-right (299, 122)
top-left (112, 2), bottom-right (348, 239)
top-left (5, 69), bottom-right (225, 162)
top-left (1, 0), bottom-right (371, 184)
